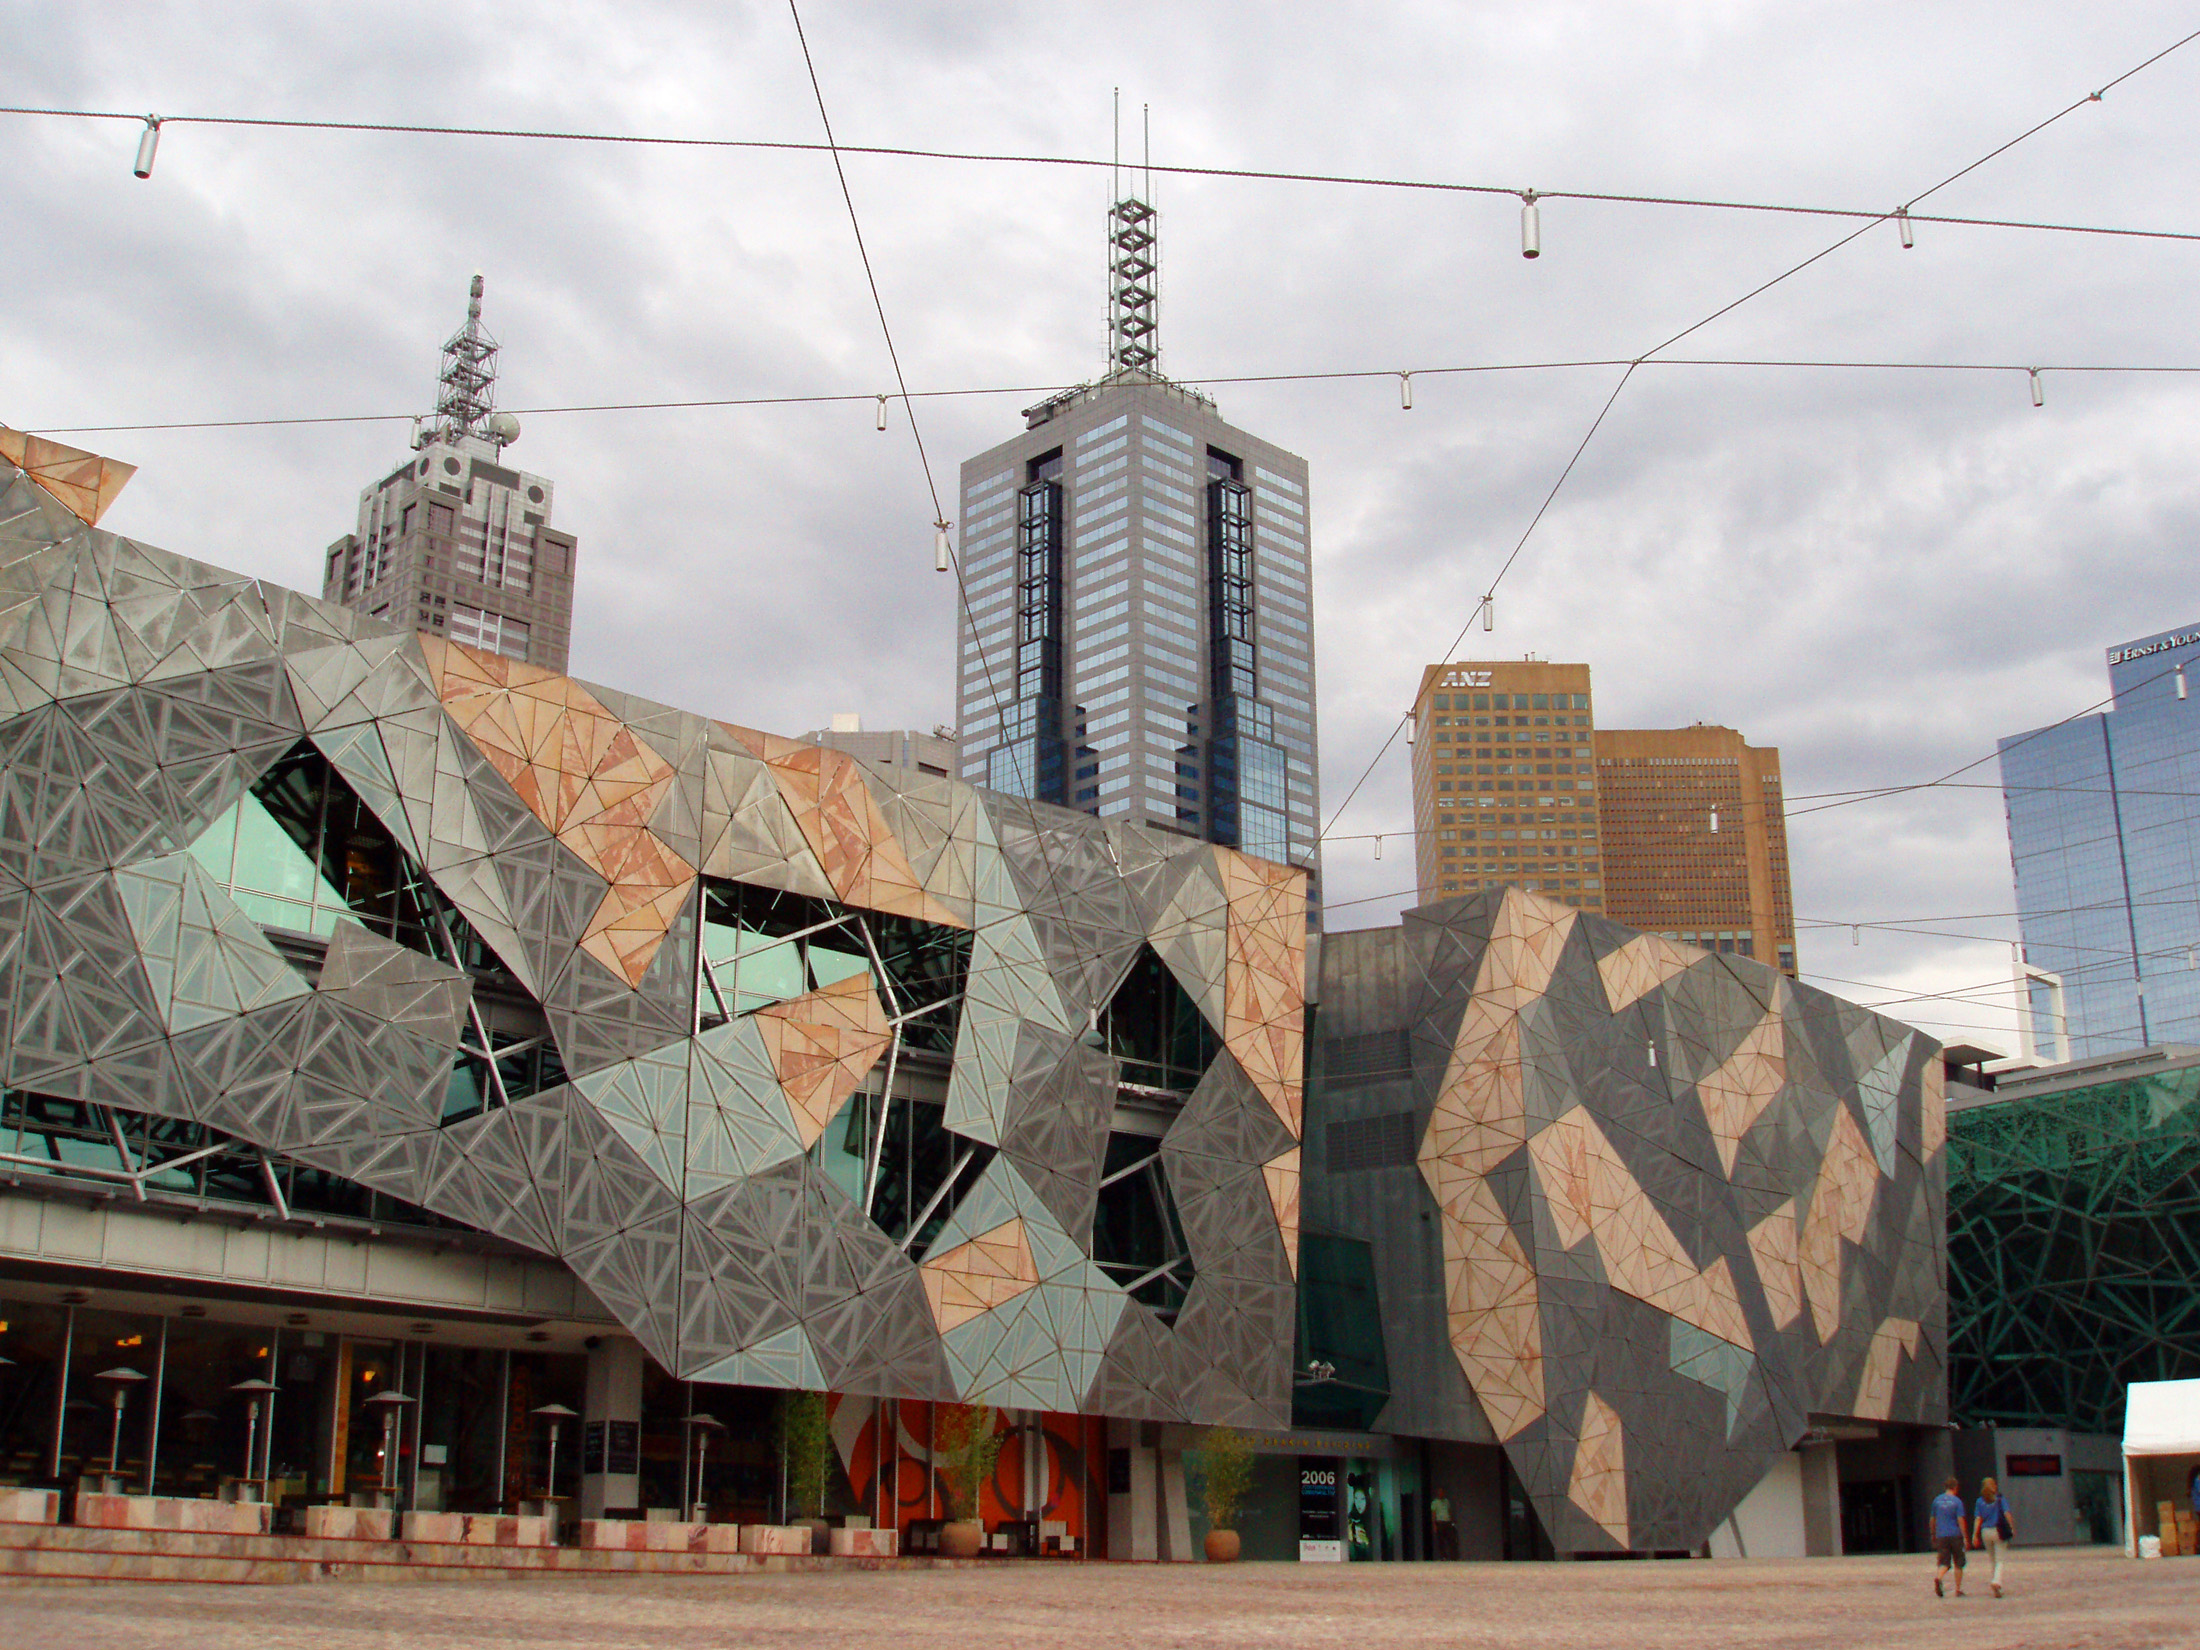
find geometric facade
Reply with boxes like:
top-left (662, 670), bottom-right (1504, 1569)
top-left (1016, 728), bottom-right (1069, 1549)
top-left (0, 439), bottom-right (1306, 1426)
top-left (1309, 887), bottom-right (1946, 1554)
top-left (1946, 1053), bottom-right (2200, 1436)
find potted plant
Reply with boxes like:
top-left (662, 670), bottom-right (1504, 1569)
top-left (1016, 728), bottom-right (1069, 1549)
top-left (1190, 1425), bottom-right (1254, 1562)
top-left (775, 1390), bottom-right (831, 1552)
top-left (933, 1403), bottom-right (1002, 1558)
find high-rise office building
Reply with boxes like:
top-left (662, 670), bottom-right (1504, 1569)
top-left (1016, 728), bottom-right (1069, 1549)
top-left (1409, 661), bottom-right (1796, 970)
top-left (1409, 659), bottom-right (1604, 913)
top-left (1999, 620), bottom-right (2200, 1058)
top-left (953, 194), bottom-right (1320, 907)
top-left (323, 277), bottom-right (578, 672)
top-left (1595, 725), bottom-right (1796, 975)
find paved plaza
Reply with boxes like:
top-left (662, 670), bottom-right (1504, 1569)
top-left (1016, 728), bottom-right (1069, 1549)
top-left (0, 1548), bottom-right (2186, 1650)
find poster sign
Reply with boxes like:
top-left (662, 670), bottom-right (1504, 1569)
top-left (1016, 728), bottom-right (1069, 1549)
top-left (1299, 1457), bottom-right (1342, 1562)
top-left (2006, 1453), bottom-right (2063, 1478)
top-left (581, 1420), bottom-right (640, 1476)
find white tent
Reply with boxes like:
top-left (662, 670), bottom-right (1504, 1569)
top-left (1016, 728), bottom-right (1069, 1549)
top-left (2122, 1379), bottom-right (2200, 1555)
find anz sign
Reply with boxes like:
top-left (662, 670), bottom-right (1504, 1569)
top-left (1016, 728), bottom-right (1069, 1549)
top-left (1439, 668), bottom-right (1493, 689)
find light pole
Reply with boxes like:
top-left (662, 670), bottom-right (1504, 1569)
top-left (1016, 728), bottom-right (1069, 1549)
top-left (532, 1403), bottom-right (577, 1502)
top-left (364, 1389), bottom-right (415, 1504)
top-left (231, 1377), bottom-right (278, 1499)
top-left (685, 1413), bottom-right (723, 1523)
top-left (95, 1366), bottom-right (148, 1480)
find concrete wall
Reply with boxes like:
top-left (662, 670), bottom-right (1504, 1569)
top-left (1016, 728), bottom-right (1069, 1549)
top-left (0, 1192), bottom-right (614, 1326)
top-left (1956, 1426), bottom-right (2125, 1546)
top-left (1708, 1453), bottom-right (1807, 1558)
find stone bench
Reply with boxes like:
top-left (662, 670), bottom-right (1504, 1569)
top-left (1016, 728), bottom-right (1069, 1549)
top-left (0, 1489), bottom-right (59, 1526)
top-left (304, 1506), bottom-right (396, 1541)
top-left (738, 1524), bottom-right (816, 1556)
top-left (577, 1519), bottom-right (741, 1554)
top-left (75, 1494), bottom-right (270, 1536)
top-left (400, 1511), bottom-right (554, 1547)
top-left (829, 1526), bottom-right (899, 1557)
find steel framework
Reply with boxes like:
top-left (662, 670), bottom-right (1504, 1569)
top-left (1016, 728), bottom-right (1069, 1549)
top-left (1946, 1066), bottom-right (2200, 1433)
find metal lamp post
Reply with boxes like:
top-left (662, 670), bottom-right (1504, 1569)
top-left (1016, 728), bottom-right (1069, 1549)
top-left (231, 1377), bottom-right (278, 1498)
top-left (364, 1389), bottom-right (416, 1501)
top-left (532, 1403), bottom-right (577, 1500)
top-left (95, 1366), bottom-right (148, 1478)
top-left (685, 1413), bottom-right (723, 1523)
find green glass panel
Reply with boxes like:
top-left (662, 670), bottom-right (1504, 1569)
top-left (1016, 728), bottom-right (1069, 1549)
top-left (184, 803), bottom-right (238, 883)
top-left (809, 944), bottom-right (869, 990)
top-left (230, 792), bottom-right (331, 905)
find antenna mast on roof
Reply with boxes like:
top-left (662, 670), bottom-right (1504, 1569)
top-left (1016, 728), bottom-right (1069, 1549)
top-left (1107, 97), bottom-right (1159, 377)
top-left (434, 273), bottom-right (500, 442)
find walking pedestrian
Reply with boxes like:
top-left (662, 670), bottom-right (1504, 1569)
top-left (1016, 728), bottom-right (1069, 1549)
top-left (1930, 1476), bottom-right (1968, 1597)
top-left (1973, 1475), bottom-right (2014, 1597)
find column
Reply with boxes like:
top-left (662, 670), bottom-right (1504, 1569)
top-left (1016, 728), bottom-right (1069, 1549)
top-left (1799, 1441), bottom-right (1843, 1557)
top-left (578, 1337), bottom-right (643, 1520)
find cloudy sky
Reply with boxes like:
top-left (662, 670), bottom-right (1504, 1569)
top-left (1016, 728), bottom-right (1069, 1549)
top-left (8, 2), bottom-right (2199, 1055)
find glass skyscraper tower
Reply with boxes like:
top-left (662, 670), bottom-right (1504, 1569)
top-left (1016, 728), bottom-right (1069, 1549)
top-left (1999, 620), bottom-right (2200, 1057)
top-left (953, 196), bottom-right (1321, 914)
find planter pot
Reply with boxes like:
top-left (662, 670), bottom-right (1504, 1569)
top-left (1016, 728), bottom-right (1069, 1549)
top-left (1204, 1529), bottom-right (1241, 1563)
top-left (940, 1519), bottom-right (985, 1558)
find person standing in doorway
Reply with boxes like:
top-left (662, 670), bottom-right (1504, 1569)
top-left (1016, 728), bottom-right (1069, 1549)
top-left (1430, 1489), bottom-right (1456, 1560)
top-left (1930, 1477), bottom-right (1968, 1597)
top-left (1972, 1476), bottom-right (2013, 1598)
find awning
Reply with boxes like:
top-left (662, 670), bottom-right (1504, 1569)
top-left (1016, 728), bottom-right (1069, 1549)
top-left (2122, 1379), bottom-right (2200, 1455)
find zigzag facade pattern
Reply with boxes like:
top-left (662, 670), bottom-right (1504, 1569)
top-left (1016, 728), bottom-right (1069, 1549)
top-left (1314, 888), bottom-right (1948, 1553)
top-left (0, 446), bottom-right (1307, 1426)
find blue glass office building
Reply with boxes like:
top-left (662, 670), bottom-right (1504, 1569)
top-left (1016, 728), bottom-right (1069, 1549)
top-left (1999, 622), bottom-right (2200, 1057)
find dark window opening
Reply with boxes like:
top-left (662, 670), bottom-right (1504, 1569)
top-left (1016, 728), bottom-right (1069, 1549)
top-left (1092, 1131), bottom-right (1193, 1322)
top-left (1096, 945), bottom-right (1219, 1095)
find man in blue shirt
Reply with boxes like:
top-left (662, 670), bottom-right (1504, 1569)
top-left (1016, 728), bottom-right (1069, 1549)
top-left (1930, 1477), bottom-right (1969, 1597)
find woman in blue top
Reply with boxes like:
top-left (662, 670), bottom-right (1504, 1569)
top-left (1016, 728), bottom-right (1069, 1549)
top-left (1973, 1476), bottom-right (2013, 1598)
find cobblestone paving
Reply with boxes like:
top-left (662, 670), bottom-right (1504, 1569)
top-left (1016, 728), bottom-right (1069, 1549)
top-left (0, 1547), bottom-right (2184, 1650)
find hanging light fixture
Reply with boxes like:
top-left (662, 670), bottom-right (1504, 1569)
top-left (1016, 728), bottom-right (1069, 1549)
top-left (933, 520), bottom-right (953, 573)
top-left (1708, 808), bottom-right (1719, 834)
top-left (2178, 664), bottom-right (2189, 701)
top-left (1852, 925), bottom-right (1861, 946)
top-left (1895, 206), bottom-right (1914, 249)
top-left (1481, 595), bottom-right (1495, 633)
top-left (1373, 835), bottom-right (1384, 861)
top-left (2029, 368), bottom-right (2044, 408)
top-left (1399, 374), bottom-right (1414, 411)
top-left (875, 395), bottom-right (889, 432)
top-left (1520, 191), bottom-right (1541, 259)
top-left (1645, 1037), bottom-right (1658, 1070)
top-left (133, 116), bottom-right (162, 180)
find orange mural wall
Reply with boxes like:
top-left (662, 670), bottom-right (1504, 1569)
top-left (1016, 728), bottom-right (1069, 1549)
top-left (829, 1397), bottom-right (1105, 1552)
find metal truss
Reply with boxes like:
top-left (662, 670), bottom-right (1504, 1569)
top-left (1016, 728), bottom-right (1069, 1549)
top-left (1947, 1065), bottom-right (2200, 1433)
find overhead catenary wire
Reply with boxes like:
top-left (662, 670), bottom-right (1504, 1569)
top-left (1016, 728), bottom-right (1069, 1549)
top-left (1312, 23), bottom-right (2200, 848)
top-left (35, 354), bottom-right (2200, 438)
top-left (9, 99), bottom-right (2200, 247)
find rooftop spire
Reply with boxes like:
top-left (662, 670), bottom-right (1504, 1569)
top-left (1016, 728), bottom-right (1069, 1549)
top-left (434, 273), bottom-right (499, 441)
top-left (1108, 99), bottom-right (1159, 375)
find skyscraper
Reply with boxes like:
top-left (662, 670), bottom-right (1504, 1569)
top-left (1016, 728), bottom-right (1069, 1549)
top-left (953, 193), bottom-right (1321, 909)
top-left (1409, 659), bottom-right (1797, 971)
top-left (1999, 620), bottom-right (2200, 1058)
top-left (1595, 725), bottom-right (1796, 975)
top-left (323, 277), bottom-right (578, 672)
top-left (1409, 660), bottom-right (1604, 913)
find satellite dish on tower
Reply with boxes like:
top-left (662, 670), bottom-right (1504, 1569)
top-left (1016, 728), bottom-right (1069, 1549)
top-left (486, 412), bottom-right (522, 449)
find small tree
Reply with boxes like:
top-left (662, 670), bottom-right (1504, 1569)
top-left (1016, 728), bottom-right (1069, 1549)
top-left (1190, 1426), bottom-right (1255, 1532)
top-left (934, 1402), bottom-right (1003, 1523)
top-left (775, 1390), bottom-right (831, 1520)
